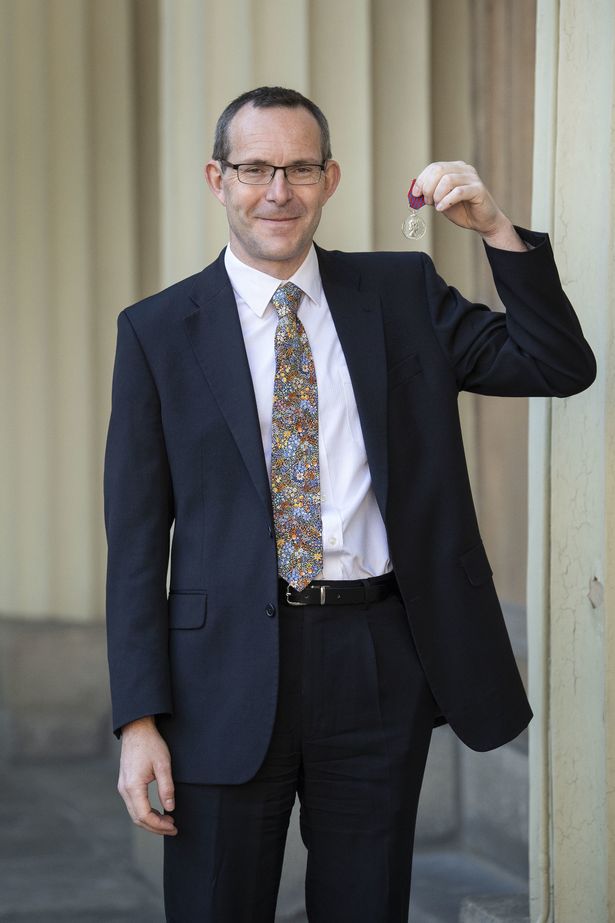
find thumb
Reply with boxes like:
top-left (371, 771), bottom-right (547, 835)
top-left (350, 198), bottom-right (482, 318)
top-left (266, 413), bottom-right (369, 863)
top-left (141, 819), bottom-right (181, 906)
top-left (155, 761), bottom-right (175, 812)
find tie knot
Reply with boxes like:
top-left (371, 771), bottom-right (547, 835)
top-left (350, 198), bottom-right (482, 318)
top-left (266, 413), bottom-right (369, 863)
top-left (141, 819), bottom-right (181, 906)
top-left (272, 282), bottom-right (303, 319)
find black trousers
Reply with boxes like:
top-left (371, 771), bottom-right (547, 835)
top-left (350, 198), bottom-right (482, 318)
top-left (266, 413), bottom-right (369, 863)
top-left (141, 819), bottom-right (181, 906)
top-left (163, 583), bottom-right (438, 923)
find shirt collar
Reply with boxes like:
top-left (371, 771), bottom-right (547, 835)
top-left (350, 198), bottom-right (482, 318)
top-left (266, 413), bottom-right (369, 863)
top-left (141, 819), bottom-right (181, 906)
top-left (224, 244), bottom-right (322, 318)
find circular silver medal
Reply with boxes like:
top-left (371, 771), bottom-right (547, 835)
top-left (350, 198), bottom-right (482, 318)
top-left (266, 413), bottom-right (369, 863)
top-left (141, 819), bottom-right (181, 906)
top-left (402, 209), bottom-right (426, 240)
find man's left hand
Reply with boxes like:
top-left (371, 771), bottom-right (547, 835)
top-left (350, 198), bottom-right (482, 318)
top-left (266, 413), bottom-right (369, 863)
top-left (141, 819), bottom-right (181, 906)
top-left (411, 161), bottom-right (527, 251)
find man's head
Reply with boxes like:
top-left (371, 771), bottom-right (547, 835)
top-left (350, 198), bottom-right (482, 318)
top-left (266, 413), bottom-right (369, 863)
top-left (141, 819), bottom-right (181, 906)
top-left (205, 87), bottom-right (340, 279)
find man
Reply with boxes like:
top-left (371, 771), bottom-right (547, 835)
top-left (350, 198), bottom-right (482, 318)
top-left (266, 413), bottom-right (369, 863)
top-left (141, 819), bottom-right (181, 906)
top-left (104, 86), bottom-right (595, 922)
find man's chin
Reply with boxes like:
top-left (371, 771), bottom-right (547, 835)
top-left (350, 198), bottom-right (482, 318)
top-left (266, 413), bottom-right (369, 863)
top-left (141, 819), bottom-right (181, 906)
top-left (229, 226), bottom-right (316, 271)
top-left (258, 225), bottom-right (305, 253)
top-left (252, 238), bottom-right (309, 266)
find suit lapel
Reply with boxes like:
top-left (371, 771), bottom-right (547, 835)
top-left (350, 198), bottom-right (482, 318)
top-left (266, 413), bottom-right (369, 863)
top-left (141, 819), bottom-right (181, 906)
top-left (317, 247), bottom-right (389, 520)
top-left (183, 252), bottom-right (273, 524)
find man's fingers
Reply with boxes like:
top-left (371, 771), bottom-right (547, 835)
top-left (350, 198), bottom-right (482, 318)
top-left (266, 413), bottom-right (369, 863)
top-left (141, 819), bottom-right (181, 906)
top-left (135, 806), bottom-right (178, 836)
top-left (434, 182), bottom-right (478, 212)
top-left (123, 781), bottom-right (178, 836)
top-left (412, 162), bottom-right (476, 205)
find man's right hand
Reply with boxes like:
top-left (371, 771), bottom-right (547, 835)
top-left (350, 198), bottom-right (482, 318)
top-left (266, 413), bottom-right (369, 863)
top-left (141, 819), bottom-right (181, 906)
top-left (118, 716), bottom-right (178, 836)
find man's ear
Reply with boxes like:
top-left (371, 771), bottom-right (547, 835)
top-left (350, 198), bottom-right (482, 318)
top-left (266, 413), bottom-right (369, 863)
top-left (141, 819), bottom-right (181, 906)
top-left (205, 160), bottom-right (226, 205)
top-left (322, 160), bottom-right (341, 202)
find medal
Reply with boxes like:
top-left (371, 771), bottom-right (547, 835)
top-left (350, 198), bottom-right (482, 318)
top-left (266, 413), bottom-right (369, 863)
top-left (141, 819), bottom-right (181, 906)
top-left (402, 179), bottom-right (427, 240)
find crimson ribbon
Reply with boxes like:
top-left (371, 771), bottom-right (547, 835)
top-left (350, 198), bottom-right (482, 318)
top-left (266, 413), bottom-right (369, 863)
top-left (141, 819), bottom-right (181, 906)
top-left (407, 179), bottom-right (425, 210)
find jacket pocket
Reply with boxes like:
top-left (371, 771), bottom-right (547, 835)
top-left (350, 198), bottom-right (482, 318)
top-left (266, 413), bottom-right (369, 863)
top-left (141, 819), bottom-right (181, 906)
top-left (459, 542), bottom-right (493, 587)
top-left (168, 591), bottom-right (207, 629)
top-left (388, 352), bottom-right (422, 390)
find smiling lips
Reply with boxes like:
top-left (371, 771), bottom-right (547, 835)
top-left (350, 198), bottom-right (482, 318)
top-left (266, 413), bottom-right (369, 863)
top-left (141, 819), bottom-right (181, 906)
top-left (257, 214), bottom-right (302, 222)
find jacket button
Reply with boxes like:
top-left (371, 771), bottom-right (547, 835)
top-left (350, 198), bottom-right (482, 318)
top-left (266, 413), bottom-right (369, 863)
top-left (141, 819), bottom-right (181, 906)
top-left (265, 603), bottom-right (276, 618)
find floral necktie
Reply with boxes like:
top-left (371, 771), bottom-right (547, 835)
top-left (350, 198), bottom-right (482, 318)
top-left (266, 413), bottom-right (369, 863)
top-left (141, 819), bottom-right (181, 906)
top-left (270, 282), bottom-right (323, 591)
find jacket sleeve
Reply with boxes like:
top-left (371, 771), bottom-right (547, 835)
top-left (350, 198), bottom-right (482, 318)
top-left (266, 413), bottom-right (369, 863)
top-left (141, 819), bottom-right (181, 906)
top-left (421, 227), bottom-right (597, 397)
top-left (104, 309), bottom-right (175, 737)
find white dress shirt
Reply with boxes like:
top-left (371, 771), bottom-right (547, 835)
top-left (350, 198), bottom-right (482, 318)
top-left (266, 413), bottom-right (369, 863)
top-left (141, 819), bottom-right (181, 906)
top-left (224, 243), bottom-right (392, 580)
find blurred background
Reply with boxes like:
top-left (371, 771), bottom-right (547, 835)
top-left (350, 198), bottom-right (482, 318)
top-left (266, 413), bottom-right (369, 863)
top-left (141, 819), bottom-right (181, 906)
top-left (0, 1), bottom-right (612, 921)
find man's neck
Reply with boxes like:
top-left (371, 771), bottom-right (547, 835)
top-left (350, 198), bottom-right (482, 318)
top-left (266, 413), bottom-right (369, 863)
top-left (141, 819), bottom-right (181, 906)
top-left (226, 242), bottom-right (312, 280)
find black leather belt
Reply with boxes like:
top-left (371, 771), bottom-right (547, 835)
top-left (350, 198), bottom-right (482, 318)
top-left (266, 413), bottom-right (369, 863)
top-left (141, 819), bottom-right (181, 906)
top-left (279, 572), bottom-right (398, 607)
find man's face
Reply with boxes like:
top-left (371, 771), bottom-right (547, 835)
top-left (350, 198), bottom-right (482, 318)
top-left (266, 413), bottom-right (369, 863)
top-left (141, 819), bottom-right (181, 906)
top-left (205, 104), bottom-right (340, 278)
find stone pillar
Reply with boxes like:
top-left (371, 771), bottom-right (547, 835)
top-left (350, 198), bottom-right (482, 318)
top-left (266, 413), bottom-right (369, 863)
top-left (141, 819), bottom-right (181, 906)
top-left (0, 0), bottom-right (138, 623)
top-left (529, 1), bottom-right (615, 920)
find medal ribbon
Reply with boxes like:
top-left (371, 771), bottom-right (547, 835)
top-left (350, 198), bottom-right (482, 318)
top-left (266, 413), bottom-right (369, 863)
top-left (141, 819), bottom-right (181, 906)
top-left (407, 178), bottom-right (425, 210)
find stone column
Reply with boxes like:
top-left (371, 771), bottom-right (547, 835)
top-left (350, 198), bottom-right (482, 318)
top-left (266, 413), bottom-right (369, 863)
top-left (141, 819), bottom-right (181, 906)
top-left (0, 0), bottom-right (138, 622)
top-left (529, 1), bottom-right (615, 919)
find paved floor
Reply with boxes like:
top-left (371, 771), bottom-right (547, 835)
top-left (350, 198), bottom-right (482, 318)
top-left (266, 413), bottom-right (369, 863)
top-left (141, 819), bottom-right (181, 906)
top-left (0, 757), bottom-right (526, 922)
top-left (409, 852), bottom-right (526, 923)
top-left (0, 756), bottom-right (164, 922)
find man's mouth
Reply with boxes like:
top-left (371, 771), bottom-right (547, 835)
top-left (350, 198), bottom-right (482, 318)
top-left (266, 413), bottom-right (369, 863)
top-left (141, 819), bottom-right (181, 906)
top-left (257, 215), bottom-right (302, 222)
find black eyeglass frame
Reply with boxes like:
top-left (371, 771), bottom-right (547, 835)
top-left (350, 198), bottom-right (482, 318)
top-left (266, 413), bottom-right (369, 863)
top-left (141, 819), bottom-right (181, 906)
top-left (219, 160), bottom-right (328, 185)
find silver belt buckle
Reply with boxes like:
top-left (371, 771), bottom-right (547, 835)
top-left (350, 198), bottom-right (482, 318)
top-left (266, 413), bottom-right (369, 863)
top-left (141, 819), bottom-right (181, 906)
top-left (285, 583), bottom-right (331, 606)
top-left (285, 585), bottom-right (307, 607)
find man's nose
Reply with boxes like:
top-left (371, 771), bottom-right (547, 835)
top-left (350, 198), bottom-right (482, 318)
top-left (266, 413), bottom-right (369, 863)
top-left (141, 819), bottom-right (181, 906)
top-left (265, 167), bottom-right (293, 203)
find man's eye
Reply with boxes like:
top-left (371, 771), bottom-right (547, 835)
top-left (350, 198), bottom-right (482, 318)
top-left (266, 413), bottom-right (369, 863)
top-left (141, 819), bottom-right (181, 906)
top-left (290, 165), bottom-right (313, 175)
top-left (243, 166), bottom-right (268, 175)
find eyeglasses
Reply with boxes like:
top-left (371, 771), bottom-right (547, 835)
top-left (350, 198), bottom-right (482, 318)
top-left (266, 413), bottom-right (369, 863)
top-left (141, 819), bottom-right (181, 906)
top-left (220, 161), bottom-right (327, 185)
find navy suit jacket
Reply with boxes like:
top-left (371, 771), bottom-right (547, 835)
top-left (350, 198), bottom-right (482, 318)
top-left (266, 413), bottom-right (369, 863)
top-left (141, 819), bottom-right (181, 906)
top-left (104, 229), bottom-right (596, 784)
